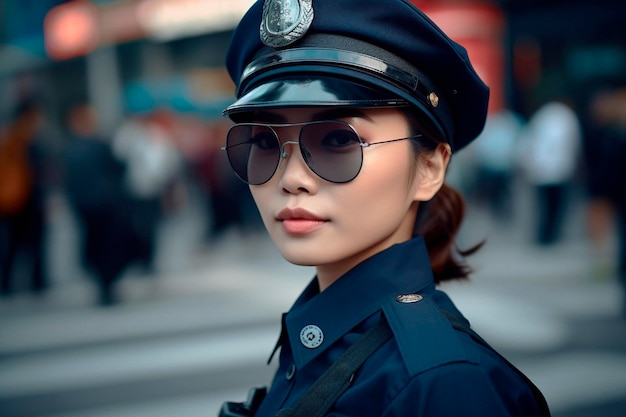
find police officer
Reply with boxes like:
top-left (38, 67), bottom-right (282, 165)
top-left (219, 0), bottom-right (551, 416)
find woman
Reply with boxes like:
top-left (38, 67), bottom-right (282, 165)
top-left (219, 0), bottom-right (550, 416)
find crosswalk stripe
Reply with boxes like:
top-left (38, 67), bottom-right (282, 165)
top-left (0, 326), bottom-right (278, 397)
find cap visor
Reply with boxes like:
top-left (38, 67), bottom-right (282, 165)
top-left (223, 75), bottom-right (408, 120)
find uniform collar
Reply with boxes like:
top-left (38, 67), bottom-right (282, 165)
top-left (282, 236), bottom-right (435, 369)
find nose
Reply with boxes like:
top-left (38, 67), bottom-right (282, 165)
top-left (276, 140), bottom-right (318, 194)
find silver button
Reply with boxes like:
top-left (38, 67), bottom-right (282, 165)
top-left (300, 325), bottom-right (324, 349)
top-left (396, 294), bottom-right (424, 303)
top-left (285, 363), bottom-right (296, 381)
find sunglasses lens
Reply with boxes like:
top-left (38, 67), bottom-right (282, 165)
top-left (301, 122), bottom-right (363, 183)
top-left (226, 124), bottom-right (280, 185)
top-left (226, 121), bottom-right (364, 185)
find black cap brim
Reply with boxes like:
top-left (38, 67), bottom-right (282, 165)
top-left (224, 75), bottom-right (408, 118)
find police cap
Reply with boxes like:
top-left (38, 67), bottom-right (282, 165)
top-left (223, 0), bottom-right (490, 151)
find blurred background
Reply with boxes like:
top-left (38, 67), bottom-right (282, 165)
top-left (1, 0), bottom-right (625, 416)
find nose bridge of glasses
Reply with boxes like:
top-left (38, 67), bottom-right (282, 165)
top-left (279, 140), bottom-right (300, 158)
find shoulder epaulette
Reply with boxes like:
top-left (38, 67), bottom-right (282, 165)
top-left (382, 294), bottom-right (478, 376)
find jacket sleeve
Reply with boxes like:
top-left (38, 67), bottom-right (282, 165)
top-left (381, 361), bottom-right (542, 417)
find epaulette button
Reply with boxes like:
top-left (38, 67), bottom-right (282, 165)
top-left (396, 294), bottom-right (424, 303)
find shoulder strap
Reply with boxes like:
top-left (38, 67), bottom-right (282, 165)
top-left (439, 309), bottom-right (552, 417)
top-left (275, 318), bottom-right (393, 417)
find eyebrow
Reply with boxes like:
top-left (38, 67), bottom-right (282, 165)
top-left (312, 108), bottom-right (373, 122)
top-left (250, 111), bottom-right (286, 123)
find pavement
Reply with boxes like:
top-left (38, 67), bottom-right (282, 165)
top-left (1, 189), bottom-right (625, 417)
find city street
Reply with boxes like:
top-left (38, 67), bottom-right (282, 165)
top-left (1, 188), bottom-right (625, 417)
top-left (1, 0), bottom-right (625, 416)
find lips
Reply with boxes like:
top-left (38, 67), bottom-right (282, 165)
top-left (277, 207), bottom-right (328, 234)
top-left (277, 207), bottom-right (324, 221)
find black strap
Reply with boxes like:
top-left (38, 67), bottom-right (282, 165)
top-left (275, 318), bottom-right (393, 417)
top-left (440, 309), bottom-right (552, 417)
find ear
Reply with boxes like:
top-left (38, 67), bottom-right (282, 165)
top-left (411, 143), bottom-right (451, 202)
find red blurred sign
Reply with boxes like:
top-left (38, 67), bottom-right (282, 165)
top-left (45, 0), bottom-right (147, 60)
top-left (44, 1), bottom-right (99, 60)
top-left (44, 0), bottom-right (254, 60)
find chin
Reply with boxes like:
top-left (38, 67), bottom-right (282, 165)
top-left (278, 251), bottom-right (319, 267)
top-left (272, 242), bottom-right (329, 267)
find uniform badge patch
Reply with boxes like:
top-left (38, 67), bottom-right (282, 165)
top-left (260, 0), bottom-right (314, 48)
top-left (300, 324), bottom-right (323, 349)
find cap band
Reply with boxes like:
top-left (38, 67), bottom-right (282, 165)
top-left (242, 48), bottom-right (423, 94)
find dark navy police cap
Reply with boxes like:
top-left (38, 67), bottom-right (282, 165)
top-left (223, 0), bottom-right (490, 152)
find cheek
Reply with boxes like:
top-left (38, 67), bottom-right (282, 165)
top-left (335, 150), bottom-right (415, 228)
top-left (364, 145), bottom-right (414, 194)
top-left (249, 186), bottom-right (274, 226)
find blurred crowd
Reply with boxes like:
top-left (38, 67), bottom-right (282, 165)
top-left (1, 86), bottom-right (626, 311)
top-left (458, 87), bottom-right (626, 314)
top-left (0, 97), bottom-right (260, 306)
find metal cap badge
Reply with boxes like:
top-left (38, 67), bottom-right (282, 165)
top-left (260, 0), bottom-right (314, 48)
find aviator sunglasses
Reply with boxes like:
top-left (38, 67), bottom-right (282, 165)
top-left (222, 120), bottom-right (422, 185)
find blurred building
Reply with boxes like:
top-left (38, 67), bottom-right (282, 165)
top-left (0, 0), bottom-right (625, 132)
top-left (500, 0), bottom-right (626, 118)
top-left (0, 0), bottom-right (244, 136)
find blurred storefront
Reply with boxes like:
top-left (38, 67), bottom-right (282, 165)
top-left (1, 0), bottom-right (625, 132)
top-left (1, 0), bottom-right (250, 138)
top-left (499, 0), bottom-right (626, 118)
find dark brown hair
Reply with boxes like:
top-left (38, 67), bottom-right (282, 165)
top-left (404, 109), bottom-right (483, 283)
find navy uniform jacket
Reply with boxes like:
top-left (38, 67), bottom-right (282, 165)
top-left (253, 237), bottom-right (546, 417)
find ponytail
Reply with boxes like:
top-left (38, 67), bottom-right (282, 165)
top-left (403, 108), bottom-right (483, 282)
top-left (414, 183), bottom-right (482, 283)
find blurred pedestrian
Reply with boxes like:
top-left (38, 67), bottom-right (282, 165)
top-left (0, 99), bottom-right (49, 296)
top-left (63, 102), bottom-right (136, 306)
top-left (472, 108), bottom-right (523, 221)
top-left (519, 99), bottom-right (582, 245)
top-left (219, 1), bottom-right (550, 416)
top-left (194, 120), bottom-right (257, 243)
top-left (589, 87), bottom-right (626, 315)
top-left (582, 89), bottom-right (620, 279)
top-left (112, 108), bottom-right (183, 272)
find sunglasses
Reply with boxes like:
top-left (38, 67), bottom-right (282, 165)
top-left (222, 120), bottom-right (421, 185)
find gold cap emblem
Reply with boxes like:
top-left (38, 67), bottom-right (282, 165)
top-left (260, 0), bottom-right (314, 48)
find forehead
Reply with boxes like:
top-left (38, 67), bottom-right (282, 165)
top-left (243, 107), bottom-right (407, 125)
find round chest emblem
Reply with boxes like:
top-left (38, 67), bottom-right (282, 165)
top-left (260, 0), bottom-right (314, 48)
top-left (300, 324), bottom-right (324, 349)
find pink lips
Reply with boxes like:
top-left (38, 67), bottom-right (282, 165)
top-left (277, 208), bottom-right (328, 234)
